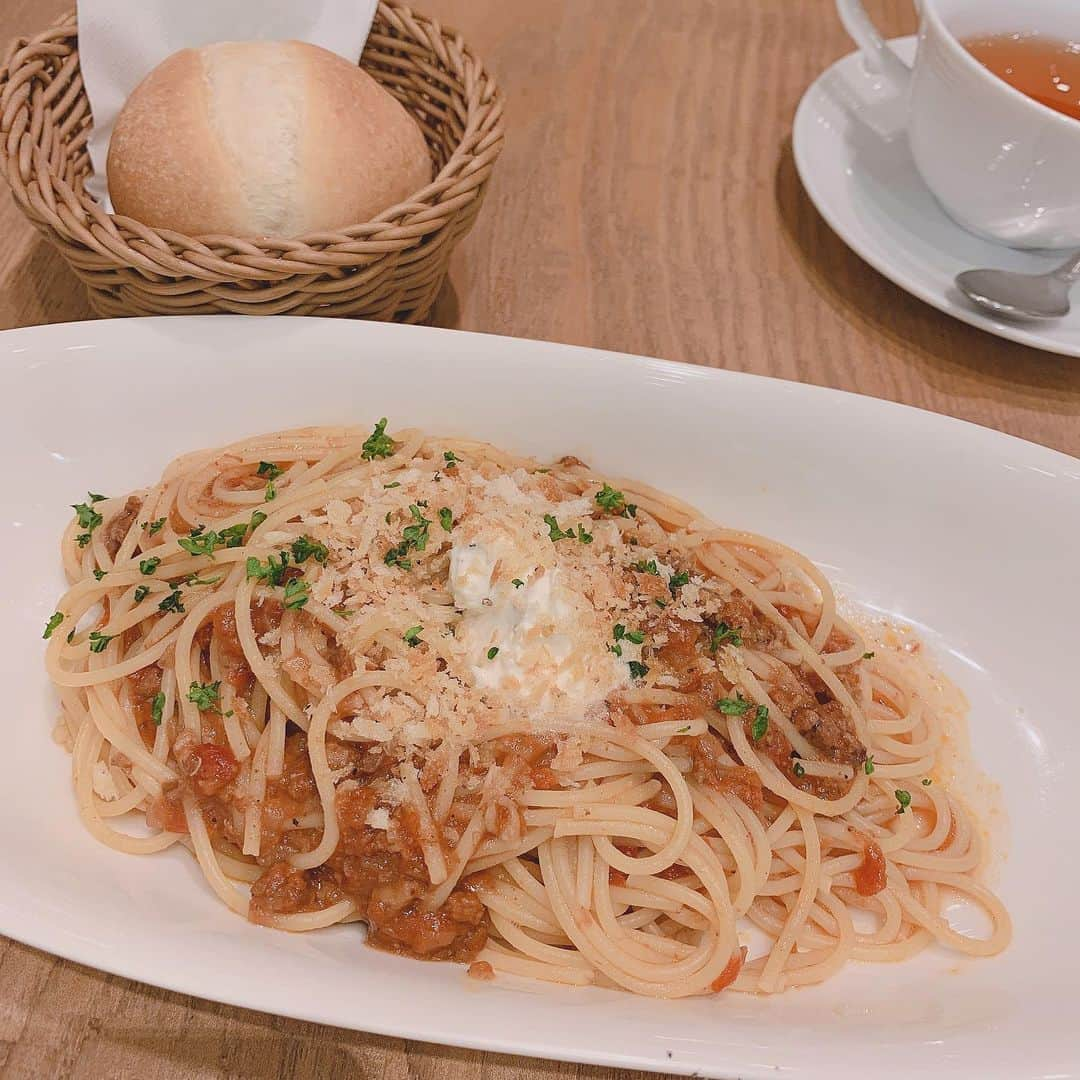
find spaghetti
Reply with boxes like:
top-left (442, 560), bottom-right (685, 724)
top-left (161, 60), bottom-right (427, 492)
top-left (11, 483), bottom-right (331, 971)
top-left (44, 422), bottom-right (1010, 997)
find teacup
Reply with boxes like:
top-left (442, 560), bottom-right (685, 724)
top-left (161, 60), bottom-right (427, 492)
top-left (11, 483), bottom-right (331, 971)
top-left (836, 0), bottom-right (1080, 249)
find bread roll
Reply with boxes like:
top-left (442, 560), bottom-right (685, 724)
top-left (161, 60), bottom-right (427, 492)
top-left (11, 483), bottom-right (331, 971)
top-left (107, 40), bottom-right (431, 238)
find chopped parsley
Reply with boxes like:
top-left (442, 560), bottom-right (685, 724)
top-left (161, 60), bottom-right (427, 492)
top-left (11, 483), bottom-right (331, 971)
top-left (139, 557), bottom-right (161, 575)
top-left (751, 705), bottom-right (770, 741)
top-left (715, 693), bottom-right (749, 716)
top-left (257, 461), bottom-right (283, 480)
top-left (133, 585), bottom-right (150, 603)
top-left (864, 756), bottom-right (875, 775)
top-left (187, 681), bottom-right (221, 711)
top-left (624, 628), bottom-right (645, 645)
top-left (283, 577), bottom-right (309, 610)
top-left (628, 660), bottom-right (650, 680)
top-left (384, 505), bottom-right (432, 570)
top-left (487, 646), bottom-right (500, 660)
top-left (710, 621), bottom-right (743, 651)
top-left (438, 507), bottom-right (454, 533)
top-left (383, 481), bottom-right (401, 489)
top-left (575, 524), bottom-right (594, 544)
top-left (43, 612), bottom-right (64, 639)
top-left (443, 450), bottom-right (461, 469)
top-left (613, 624), bottom-right (627, 642)
top-left (361, 418), bottom-right (395, 461)
top-left (895, 789), bottom-right (912, 814)
top-left (633, 559), bottom-right (659, 576)
top-left (158, 587), bottom-right (185, 615)
top-left (544, 514), bottom-right (571, 542)
top-left (512, 578), bottom-right (524, 589)
top-left (404, 625), bottom-right (423, 647)
top-left (185, 573), bottom-right (222, 587)
top-left (248, 510), bottom-right (267, 533)
top-left (88, 492), bottom-right (106, 503)
top-left (609, 643), bottom-right (623, 657)
top-left (72, 495), bottom-right (104, 547)
top-left (595, 483), bottom-right (624, 513)
top-left (264, 480), bottom-right (276, 501)
top-left (290, 536), bottom-right (328, 564)
top-left (144, 517), bottom-right (166, 536)
top-left (246, 552), bottom-right (290, 586)
top-left (793, 761), bottom-right (806, 779)
top-left (93, 568), bottom-right (106, 581)
top-left (668, 570), bottom-right (690, 596)
top-left (150, 692), bottom-right (165, 726)
top-left (177, 528), bottom-right (221, 558)
top-left (87, 631), bottom-right (114, 654)
top-left (922, 778), bottom-right (932, 786)
top-left (863, 651), bottom-right (875, 660)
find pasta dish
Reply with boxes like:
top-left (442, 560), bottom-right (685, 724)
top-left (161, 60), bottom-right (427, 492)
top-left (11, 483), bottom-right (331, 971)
top-left (44, 421), bottom-right (1010, 996)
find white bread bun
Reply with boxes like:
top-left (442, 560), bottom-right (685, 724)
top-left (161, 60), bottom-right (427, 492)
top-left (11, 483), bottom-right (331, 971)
top-left (107, 40), bottom-right (431, 238)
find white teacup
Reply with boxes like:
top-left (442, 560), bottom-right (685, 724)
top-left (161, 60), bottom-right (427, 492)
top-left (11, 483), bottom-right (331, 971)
top-left (837, 0), bottom-right (1080, 249)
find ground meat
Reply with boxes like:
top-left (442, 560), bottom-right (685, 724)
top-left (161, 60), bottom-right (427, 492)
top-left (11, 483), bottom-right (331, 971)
top-left (687, 733), bottom-right (764, 810)
top-left (251, 597), bottom-right (284, 638)
top-left (176, 741), bottom-right (240, 796)
top-left (211, 605), bottom-right (254, 694)
top-left (769, 669), bottom-right (866, 768)
top-left (103, 495), bottom-right (142, 558)
top-left (126, 664), bottom-right (163, 747)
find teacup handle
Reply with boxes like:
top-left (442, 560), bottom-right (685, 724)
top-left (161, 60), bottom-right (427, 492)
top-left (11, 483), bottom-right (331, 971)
top-left (835, 0), bottom-right (914, 91)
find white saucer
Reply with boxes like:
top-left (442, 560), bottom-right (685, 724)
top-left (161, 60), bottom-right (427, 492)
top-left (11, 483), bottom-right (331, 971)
top-left (794, 37), bottom-right (1080, 358)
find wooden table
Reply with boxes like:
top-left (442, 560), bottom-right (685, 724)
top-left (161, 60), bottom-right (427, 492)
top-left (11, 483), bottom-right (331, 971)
top-left (1, 1), bottom-right (1077, 1077)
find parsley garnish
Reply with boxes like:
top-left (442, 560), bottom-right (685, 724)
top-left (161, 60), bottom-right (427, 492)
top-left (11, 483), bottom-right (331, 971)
top-left (88, 492), bottom-right (106, 503)
top-left (595, 483), bottom-right (626, 514)
top-left (283, 577), bottom-right (309, 610)
top-left (443, 450), bottom-right (461, 469)
top-left (248, 510), bottom-right (267, 533)
top-left (150, 692), bottom-right (165, 726)
top-left (512, 578), bottom-right (524, 589)
top-left (863, 651), bottom-right (875, 660)
top-left (264, 480), bottom-right (276, 502)
top-left (715, 693), bottom-right (749, 716)
top-left (613, 624), bottom-right (627, 642)
top-left (864, 756), bottom-right (875, 775)
top-left (139, 557), bottom-right (160, 575)
top-left (576, 524), bottom-right (594, 545)
top-left (246, 552), bottom-right (290, 586)
top-left (922, 778), bottom-right (932, 786)
top-left (624, 628), bottom-right (644, 645)
top-left (93, 568), bottom-right (106, 581)
top-left (668, 570), bottom-right (690, 596)
top-left (404, 625), bottom-right (423, 647)
top-left (257, 461), bottom-right (283, 480)
top-left (544, 514), bottom-right (570, 542)
top-left (403, 505), bottom-right (431, 549)
top-left (178, 529), bottom-right (222, 558)
top-left (751, 705), bottom-right (769, 741)
top-left (710, 621), bottom-right (743, 651)
top-left (361, 418), bottom-right (395, 461)
top-left (72, 495), bottom-right (104, 547)
top-left (185, 573), bottom-right (222, 587)
top-left (290, 536), bottom-right (328, 564)
top-left (133, 585), bottom-right (150, 603)
top-left (383, 481), bottom-right (401, 489)
top-left (187, 681), bottom-right (221, 711)
top-left (609, 643), bottom-right (623, 657)
top-left (487, 646), bottom-right (500, 660)
top-left (633, 559), bottom-right (659, 576)
top-left (88, 631), bottom-right (114, 654)
top-left (43, 612), bottom-right (63, 639)
top-left (793, 761), bottom-right (806, 779)
top-left (158, 588), bottom-right (185, 615)
top-left (895, 789), bottom-right (911, 814)
top-left (628, 661), bottom-right (650, 680)
top-left (145, 518), bottom-right (166, 535)
top-left (438, 507), bottom-right (454, 533)
top-left (384, 542), bottom-right (413, 570)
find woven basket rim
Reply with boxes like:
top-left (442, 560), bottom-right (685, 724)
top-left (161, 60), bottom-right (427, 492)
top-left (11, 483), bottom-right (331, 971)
top-left (0, 0), bottom-right (505, 259)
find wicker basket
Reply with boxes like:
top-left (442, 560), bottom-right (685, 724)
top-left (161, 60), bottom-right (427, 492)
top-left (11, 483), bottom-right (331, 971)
top-left (0, 3), bottom-right (504, 321)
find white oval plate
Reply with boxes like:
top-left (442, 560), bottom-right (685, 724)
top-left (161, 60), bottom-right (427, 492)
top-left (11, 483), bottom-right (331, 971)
top-left (1, 317), bottom-right (1077, 1080)
top-left (794, 37), bottom-right (1080, 358)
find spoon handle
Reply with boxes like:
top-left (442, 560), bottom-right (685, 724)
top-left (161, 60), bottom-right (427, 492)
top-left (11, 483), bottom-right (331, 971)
top-left (1051, 251), bottom-right (1080, 285)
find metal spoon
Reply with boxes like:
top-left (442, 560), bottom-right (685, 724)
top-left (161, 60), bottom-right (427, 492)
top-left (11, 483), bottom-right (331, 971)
top-left (956, 251), bottom-right (1080, 321)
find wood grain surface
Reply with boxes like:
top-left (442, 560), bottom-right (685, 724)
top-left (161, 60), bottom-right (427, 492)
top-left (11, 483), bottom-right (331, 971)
top-left (1, 2), bottom-right (1076, 1078)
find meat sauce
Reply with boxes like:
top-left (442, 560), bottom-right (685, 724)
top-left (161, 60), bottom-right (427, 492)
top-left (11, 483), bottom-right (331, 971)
top-left (853, 838), bottom-right (887, 897)
top-left (652, 612), bottom-right (867, 801)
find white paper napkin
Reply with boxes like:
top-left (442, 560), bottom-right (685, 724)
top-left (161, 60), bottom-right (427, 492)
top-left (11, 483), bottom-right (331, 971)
top-left (76, 0), bottom-right (377, 206)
